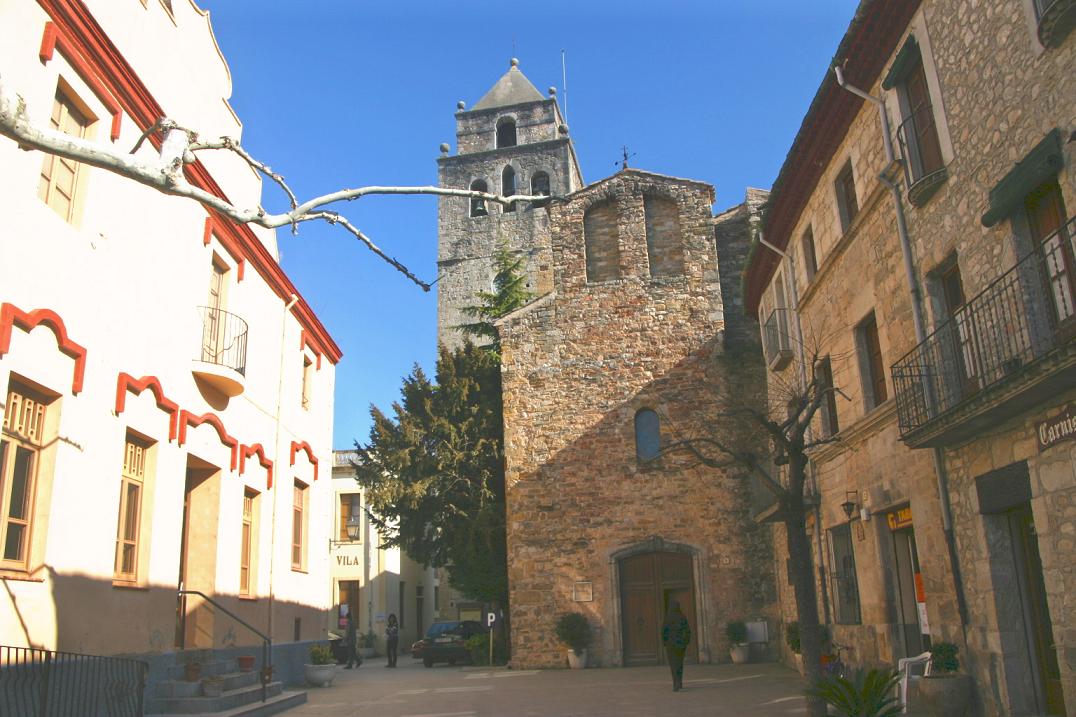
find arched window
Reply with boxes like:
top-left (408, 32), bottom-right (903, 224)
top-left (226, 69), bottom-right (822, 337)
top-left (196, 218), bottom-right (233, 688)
top-left (496, 117), bottom-right (517, 148)
top-left (530, 171), bottom-right (551, 209)
top-left (469, 179), bottom-right (488, 217)
top-left (502, 166), bottom-right (516, 213)
top-left (635, 409), bottom-right (661, 462)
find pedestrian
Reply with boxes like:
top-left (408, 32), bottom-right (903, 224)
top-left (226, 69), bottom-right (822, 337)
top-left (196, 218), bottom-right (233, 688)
top-left (345, 611), bottom-right (361, 668)
top-left (661, 600), bottom-right (691, 692)
top-left (385, 613), bottom-right (399, 668)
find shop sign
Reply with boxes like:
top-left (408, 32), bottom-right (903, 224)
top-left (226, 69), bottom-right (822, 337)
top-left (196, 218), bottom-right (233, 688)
top-left (1036, 403), bottom-right (1076, 452)
top-left (886, 506), bottom-right (913, 531)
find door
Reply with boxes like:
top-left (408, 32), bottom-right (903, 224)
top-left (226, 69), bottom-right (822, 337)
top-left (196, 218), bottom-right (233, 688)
top-left (620, 551), bottom-right (698, 666)
top-left (1009, 504), bottom-right (1066, 715)
top-left (1027, 181), bottom-right (1074, 331)
top-left (891, 527), bottom-right (929, 658)
top-left (175, 470), bottom-right (194, 648)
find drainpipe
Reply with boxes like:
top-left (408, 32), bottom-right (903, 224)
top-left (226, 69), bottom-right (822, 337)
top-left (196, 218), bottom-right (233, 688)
top-left (268, 293), bottom-right (300, 643)
top-left (833, 67), bottom-right (969, 627)
top-left (756, 232), bottom-right (832, 625)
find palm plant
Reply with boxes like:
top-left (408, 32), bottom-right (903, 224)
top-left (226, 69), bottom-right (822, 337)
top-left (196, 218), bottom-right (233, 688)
top-left (807, 668), bottom-right (902, 717)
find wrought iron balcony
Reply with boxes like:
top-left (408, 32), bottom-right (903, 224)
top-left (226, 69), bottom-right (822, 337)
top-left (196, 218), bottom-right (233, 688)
top-left (892, 216), bottom-right (1076, 446)
top-left (193, 306), bottom-right (248, 396)
top-left (763, 308), bottom-right (794, 371)
top-left (896, 103), bottom-right (947, 207)
top-left (1034, 0), bottom-right (1076, 48)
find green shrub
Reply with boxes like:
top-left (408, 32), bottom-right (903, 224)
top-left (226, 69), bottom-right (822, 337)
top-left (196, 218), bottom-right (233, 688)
top-left (308, 645), bottom-right (334, 665)
top-left (929, 642), bottom-right (959, 674)
top-left (465, 632), bottom-right (507, 666)
top-left (554, 613), bottom-right (591, 655)
top-left (807, 668), bottom-right (902, 717)
top-left (725, 621), bottom-right (748, 644)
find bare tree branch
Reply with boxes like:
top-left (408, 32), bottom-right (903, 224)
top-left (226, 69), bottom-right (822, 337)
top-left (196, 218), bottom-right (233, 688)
top-left (661, 437), bottom-right (788, 500)
top-left (0, 78), bottom-right (549, 288)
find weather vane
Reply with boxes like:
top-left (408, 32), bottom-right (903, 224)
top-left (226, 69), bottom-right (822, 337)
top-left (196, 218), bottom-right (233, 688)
top-left (617, 146), bottom-right (636, 170)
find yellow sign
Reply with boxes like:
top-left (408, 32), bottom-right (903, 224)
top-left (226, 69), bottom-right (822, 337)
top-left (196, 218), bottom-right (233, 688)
top-left (886, 506), bottom-right (913, 531)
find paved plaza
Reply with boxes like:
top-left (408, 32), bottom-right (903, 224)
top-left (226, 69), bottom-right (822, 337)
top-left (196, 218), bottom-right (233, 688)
top-left (289, 658), bottom-right (812, 717)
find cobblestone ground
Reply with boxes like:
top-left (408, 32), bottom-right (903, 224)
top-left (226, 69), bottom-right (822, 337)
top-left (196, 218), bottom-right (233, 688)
top-left (288, 659), bottom-right (813, 717)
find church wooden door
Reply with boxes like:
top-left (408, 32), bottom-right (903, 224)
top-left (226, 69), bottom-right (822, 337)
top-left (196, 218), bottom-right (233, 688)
top-left (620, 551), bottom-right (698, 666)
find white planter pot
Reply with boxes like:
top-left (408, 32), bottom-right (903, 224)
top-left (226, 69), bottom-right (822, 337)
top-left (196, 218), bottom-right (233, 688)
top-left (304, 663), bottom-right (337, 687)
top-left (566, 649), bottom-right (587, 669)
top-left (730, 643), bottom-right (750, 664)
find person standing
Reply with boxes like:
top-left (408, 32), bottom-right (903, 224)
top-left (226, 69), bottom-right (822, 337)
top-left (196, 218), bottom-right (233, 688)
top-left (661, 601), bottom-right (691, 691)
top-left (385, 613), bottom-right (399, 668)
top-left (345, 611), bottom-right (360, 669)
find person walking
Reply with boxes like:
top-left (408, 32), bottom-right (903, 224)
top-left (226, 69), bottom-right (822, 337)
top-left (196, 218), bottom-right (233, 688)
top-left (385, 613), bottom-right (399, 668)
top-left (345, 611), bottom-right (361, 668)
top-left (661, 601), bottom-right (691, 692)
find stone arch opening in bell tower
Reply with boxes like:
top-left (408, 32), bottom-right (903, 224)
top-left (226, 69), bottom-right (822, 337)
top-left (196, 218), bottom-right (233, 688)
top-left (584, 200), bottom-right (621, 283)
top-left (502, 166), bottom-right (517, 213)
top-left (496, 117), bottom-right (517, 148)
top-left (469, 179), bottom-right (489, 217)
top-left (644, 195), bottom-right (684, 278)
top-left (530, 171), bottom-right (551, 209)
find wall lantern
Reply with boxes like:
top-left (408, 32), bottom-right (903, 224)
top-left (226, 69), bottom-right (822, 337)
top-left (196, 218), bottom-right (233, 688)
top-left (330, 515), bottom-right (363, 547)
top-left (840, 491), bottom-right (858, 521)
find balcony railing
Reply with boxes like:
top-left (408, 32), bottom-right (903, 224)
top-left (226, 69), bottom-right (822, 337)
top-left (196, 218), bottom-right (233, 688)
top-left (896, 103), bottom-right (947, 207)
top-left (893, 216), bottom-right (1076, 444)
top-left (0, 645), bottom-right (147, 717)
top-left (197, 305), bottom-right (248, 376)
top-left (763, 308), bottom-right (794, 371)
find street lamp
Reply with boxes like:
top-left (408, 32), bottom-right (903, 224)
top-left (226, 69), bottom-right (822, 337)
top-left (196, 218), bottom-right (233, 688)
top-left (330, 515), bottom-right (363, 547)
top-left (840, 491), bottom-right (858, 522)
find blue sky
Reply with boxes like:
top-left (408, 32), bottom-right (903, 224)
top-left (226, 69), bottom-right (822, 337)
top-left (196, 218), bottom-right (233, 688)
top-left (199, 0), bottom-right (861, 448)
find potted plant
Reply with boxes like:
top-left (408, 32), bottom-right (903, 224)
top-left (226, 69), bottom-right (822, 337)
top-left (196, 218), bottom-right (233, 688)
top-left (359, 630), bottom-right (378, 658)
top-left (726, 621), bottom-right (750, 664)
top-left (236, 655), bottom-right (256, 672)
top-left (183, 659), bottom-right (202, 682)
top-left (304, 644), bottom-right (337, 687)
top-left (807, 667), bottom-right (902, 717)
top-left (918, 642), bottom-right (972, 717)
top-left (555, 612), bottom-right (591, 669)
top-left (201, 675), bottom-right (224, 698)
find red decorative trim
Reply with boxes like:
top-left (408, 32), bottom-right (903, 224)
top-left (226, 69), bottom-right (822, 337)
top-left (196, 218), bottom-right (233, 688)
top-left (0, 303), bottom-right (87, 394)
top-left (203, 216), bottom-right (246, 282)
top-left (289, 440), bottom-right (319, 482)
top-left (299, 331), bottom-right (322, 370)
top-left (178, 410), bottom-right (238, 471)
top-left (34, 0), bottom-right (341, 364)
top-left (114, 373), bottom-right (179, 440)
top-left (39, 22), bottom-right (122, 141)
top-left (239, 443), bottom-right (274, 489)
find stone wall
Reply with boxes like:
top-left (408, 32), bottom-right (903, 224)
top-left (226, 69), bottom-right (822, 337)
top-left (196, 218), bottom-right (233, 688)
top-left (497, 169), bottom-right (774, 668)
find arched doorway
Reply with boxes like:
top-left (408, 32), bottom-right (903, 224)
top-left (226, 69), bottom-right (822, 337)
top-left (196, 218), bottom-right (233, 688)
top-left (619, 550), bottom-right (698, 666)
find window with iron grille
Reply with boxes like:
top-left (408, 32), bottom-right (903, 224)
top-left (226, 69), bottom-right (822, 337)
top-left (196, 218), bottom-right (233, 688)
top-left (830, 523), bottom-right (862, 624)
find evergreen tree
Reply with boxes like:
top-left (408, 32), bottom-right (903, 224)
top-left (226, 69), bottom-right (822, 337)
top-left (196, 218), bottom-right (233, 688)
top-left (456, 242), bottom-right (532, 352)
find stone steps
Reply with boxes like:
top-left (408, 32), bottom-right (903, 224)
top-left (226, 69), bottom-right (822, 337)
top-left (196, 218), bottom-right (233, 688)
top-left (145, 690), bottom-right (306, 717)
top-left (145, 679), bottom-right (284, 714)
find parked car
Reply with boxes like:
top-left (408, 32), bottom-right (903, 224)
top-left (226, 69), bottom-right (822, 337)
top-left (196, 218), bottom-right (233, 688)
top-left (411, 620), bottom-right (485, 667)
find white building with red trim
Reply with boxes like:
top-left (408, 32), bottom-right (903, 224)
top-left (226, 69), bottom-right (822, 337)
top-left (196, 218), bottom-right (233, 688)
top-left (0, 0), bottom-right (340, 670)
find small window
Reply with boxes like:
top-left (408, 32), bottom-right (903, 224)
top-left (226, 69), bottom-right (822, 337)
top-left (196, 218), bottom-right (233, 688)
top-left (339, 493), bottom-right (361, 542)
top-left (2, 383), bottom-right (55, 569)
top-left (114, 435), bottom-right (151, 581)
top-left (816, 357), bottom-right (840, 437)
top-left (301, 356), bottom-right (313, 410)
top-left (856, 312), bottom-right (888, 409)
top-left (530, 172), bottom-right (551, 209)
top-left (469, 179), bottom-right (488, 217)
top-left (888, 42), bottom-right (946, 205)
top-left (801, 227), bottom-right (818, 282)
top-left (835, 160), bottom-right (859, 232)
top-left (240, 489), bottom-right (257, 595)
top-left (496, 117), bottom-right (517, 148)
top-left (292, 480), bottom-right (308, 570)
top-left (502, 166), bottom-right (517, 213)
top-left (634, 409), bottom-right (661, 462)
top-left (38, 88), bottom-right (90, 223)
top-left (830, 523), bottom-right (862, 624)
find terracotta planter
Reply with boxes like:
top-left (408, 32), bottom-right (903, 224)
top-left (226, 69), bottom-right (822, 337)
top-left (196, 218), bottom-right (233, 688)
top-left (237, 655), bottom-right (256, 672)
top-left (183, 662), bottom-right (202, 682)
top-left (730, 644), bottom-right (750, 664)
top-left (304, 663), bottom-right (337, 687)
top-left (566, 649), bottom-right (587, 669)
top-left (918, 674), bottom-right (972, 717)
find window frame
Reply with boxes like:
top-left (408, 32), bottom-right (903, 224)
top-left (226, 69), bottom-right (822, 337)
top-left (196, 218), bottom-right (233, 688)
top-left (301, 355), bottom-right (313, 411)
top-left (495, 117), bottom-right (517, 149)
top-left (114, 435), bottom-right (150, 582)
top-left (634, 408), bottom-right (662, 463)
top-left (801, 227), bottom-right (818, 282)
top-left (240, 489), bottom-right (257, 596)
top-left (339, 493), bottom-right (362, 543)
top-left (834, 160), bottom-right (859, 233)
top-left (38, 86), bottom-right (92, 224)
top-left (291, 479), bottom-right (308, 571)
top-left (829, 523), bottom-right (862, 625)
top-left (501, 166), bottom-right (517, 213)
top-left (817, 357), bottom-right (840, 437)
top-left (856, 312), bottom-right (888, 410)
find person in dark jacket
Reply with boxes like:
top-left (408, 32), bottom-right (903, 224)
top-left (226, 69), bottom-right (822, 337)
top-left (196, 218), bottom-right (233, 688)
top-left (345, 611), bottom-right (360, 668)
top-left (661, 601), bottom-right (691, 691)
top-left (385, 613), bottom-right (399, 667)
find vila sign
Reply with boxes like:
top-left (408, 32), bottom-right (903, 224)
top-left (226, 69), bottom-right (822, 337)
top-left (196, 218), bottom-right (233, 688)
top-left (1037, 403), bottom-right (1076, 452)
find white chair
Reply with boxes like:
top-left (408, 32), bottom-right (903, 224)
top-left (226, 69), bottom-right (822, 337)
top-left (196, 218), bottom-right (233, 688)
top-left (896, 651), bottom-right (932, 713)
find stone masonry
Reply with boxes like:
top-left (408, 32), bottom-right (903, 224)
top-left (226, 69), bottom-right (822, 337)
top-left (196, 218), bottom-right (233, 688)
top-left (496, 169), bottom-right (774, 669)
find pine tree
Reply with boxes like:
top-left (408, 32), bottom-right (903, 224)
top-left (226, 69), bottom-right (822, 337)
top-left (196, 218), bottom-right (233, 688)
top-left (456, 242), bottom-right (533, 352)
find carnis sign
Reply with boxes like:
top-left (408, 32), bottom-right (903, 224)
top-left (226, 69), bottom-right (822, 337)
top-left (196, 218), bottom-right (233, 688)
top-left (1037, 403), bottom-right (1076, 452)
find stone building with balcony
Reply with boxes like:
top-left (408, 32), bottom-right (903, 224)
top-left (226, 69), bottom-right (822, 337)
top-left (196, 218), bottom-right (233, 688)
top-left (0, 0), bottom-right (340, 701)
top-left (743, 0), bottom-right (1074, 714)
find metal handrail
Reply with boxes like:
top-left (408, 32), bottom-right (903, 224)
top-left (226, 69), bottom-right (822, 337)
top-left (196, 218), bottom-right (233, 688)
top-left (177, 589), bottom-right (272, 703)
top-left (196, 306), bottom-right (248, 376)
top-left (895, 102), bottom-right (945, 185)
top-left (0, 644), bottom-right (147, 716)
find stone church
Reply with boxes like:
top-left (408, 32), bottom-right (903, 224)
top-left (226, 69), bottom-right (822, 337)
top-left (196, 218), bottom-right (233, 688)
top-left (437, 61), bottom-right (774, 668)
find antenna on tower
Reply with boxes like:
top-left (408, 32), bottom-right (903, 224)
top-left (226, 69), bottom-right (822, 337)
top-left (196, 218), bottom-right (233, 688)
top-left (561, 49), bottom-right (569, 125)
